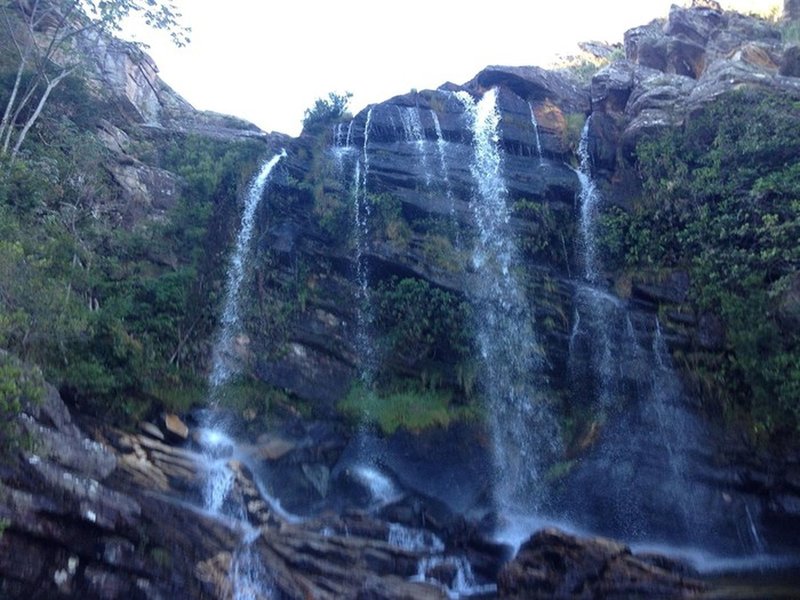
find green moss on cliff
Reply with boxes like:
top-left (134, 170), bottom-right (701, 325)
top-left (339, 379), bottom-right (479, 435)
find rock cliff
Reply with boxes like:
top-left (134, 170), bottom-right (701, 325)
top-left (2, 1), bottom-right (800, 598)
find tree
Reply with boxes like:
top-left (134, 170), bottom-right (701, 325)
top-left (0, 0), bottom-right (189, 160)
top-left (302, 91), bottom-right (352, 133)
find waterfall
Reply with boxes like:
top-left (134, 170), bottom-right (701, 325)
top-left (432, 110), bottom-right (460, 241)
top-left (331, 122), bottom-right (351, 171)
top-left (198, 152), bottom-right (286, 599)
top-left (202, 151), bottom-right (285, 514)
top-left (576, 117), bottom-right (601, 283)
top-left (399, 105), bottom-right (432, 187)
top-left (566, 124), bottom-right (731, 549)
top-left (231, 528), bottom-right (274, 600)
top-left (571, 119), bottom-right (620, 409)
top-left (529, 103), bottom-right (544, 163)
top-left (456, 88), bottom-right (561, 515)
top-left (431, 111), bottom-right (453, 196)
top-left (209, 151), bottom-right (286, 388)
top-left (352, 107), bottom-right (377, 380)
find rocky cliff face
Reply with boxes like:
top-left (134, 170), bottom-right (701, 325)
top-left (3, 1), bottom-right (800, 598)
top-left (228, 0), bottom-right (800, 555)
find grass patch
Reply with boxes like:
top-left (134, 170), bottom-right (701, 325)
top-left (148, 378), bottom-right (207, 414)
top-left (339, 380), bottom-right (479, 435)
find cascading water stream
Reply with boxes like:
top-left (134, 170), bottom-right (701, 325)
top-left (570, 117), bottom-right (621, 411)
top-left (209, 151), bottom-right (287, 389)
top-left (203, 152), bottom-right (285, 513)
top-left (528, 103), bottom-right (544, 164)
top-left (231, 528), bottom-right (274, 600)
top-left (399, 105), bottom-right (433, 187)
top-left (199, 151), bottom-right (286, 599)
top-left (566, 119), bottom-right (762, 555)
top-left (576, 117), bottom-right (601, 284)
top-left (353, 107), bottom-right (377, 381)
top-left (432, 109), bottom-right (461, 247)
top-left (456, 88), bottom-right (561, 517)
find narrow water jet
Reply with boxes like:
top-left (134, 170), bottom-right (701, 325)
top-left (353, 108), bottom-right (378, 381)
top-left (209, 151), bottom-right (286, 389)
top-left (528, 103), bottom-right (544, 163)
top-left (576, 117), bottom-right (601, 283)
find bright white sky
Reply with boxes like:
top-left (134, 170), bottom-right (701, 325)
top-left (123, 0), bottom-right (778, 136)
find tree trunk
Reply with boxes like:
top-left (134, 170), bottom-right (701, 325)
top-left (0, 55), bottom-right (26, 153)
top-left (9, 67), bottom-right (73, 161)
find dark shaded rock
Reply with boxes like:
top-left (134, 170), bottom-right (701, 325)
top-left (588, 111), bottom-right (621, 174)
top-left (256, 341), bottom-right (355, 410)
top-left (788, 0), bottom-right (800, 20)
top-left (780, 44), bottom-right (800, 77)
top-left (592, 60), bottom-right (636, 114)
top-left (666, 2), bottom-right (724, 48)
top-left (697, 312), bottom-right (726, 350)
top-left (497, 528), bottom-right (707, 599)
top-left (631, 270), bottom-right (690, 305)
top-left (625, 19), bottom-right (667, 65)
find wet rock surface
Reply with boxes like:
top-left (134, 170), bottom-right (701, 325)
top-left (4, 369), bottom-right (800, 599)
top-left (498, 528), bottom-right (707, 599)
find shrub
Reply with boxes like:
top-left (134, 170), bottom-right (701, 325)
top-left (375, 277), bottom-right (472, 366)
top-left (0, 352), bottom-right (44, 459)
top-left (302, 91), bottom-right (352, 133)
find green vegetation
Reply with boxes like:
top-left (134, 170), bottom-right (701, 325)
top-left (513, 198), bottom-right (574, 269)
top-left (0, 56), bottom-right (265, 424)
top-left (375, 277), bottom-right (472, 366)
top-left (302, 91), bottom-right (352, 133)
top-left (0, 352), bottom-right (43, 459)
top-left (339, 380), bottom-right (479, 434)
top-left (598, 90), bottom-right (800, 436)
top-left (564, 113), bottom-right (587, 154)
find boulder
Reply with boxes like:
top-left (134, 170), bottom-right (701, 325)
top-left (592, 60), bottom-right (636, 114)
top-left (780, 45), bottom-right (800, 77)
top-left (164, 413), bottom-right (190, 440)
top-left (498, 528), bottom-right (707, 599)
top-left (466, 65), bottom-right (590, 114)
